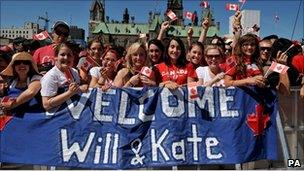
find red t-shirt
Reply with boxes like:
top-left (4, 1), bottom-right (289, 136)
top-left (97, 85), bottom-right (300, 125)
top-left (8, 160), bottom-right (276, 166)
top-left (33, 44), bottom-right (56, 66)
top-left (291, 54), bottom-right (304, 74)
top-left (155, 62), bottom-right (197, 85)
top-left (225, 56), bottom-right (262, 80)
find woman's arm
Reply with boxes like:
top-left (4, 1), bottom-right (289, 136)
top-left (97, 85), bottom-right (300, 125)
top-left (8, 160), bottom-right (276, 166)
top-left (224, 75), bottom-right (265, 87)
top-left (3, 80), bottom-right (41, 110)
top-left (113, 68), bottom-right (127, 88)
top-left (42, 82), bottom-right (79, 111)
top-left (198, 18), bottom-right (209, 43)
top-left (157, 21), bottom-right (170, 41)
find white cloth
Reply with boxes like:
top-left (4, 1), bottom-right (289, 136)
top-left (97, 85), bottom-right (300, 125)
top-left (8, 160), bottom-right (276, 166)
top-left (40, 66), bottom-right (80, 97)
top-left (89, 66), bottom-right (101, 79)
top-left (9, 75), bottom-right (42, 88)
top-left (196, 66), bottom-right (225, 87)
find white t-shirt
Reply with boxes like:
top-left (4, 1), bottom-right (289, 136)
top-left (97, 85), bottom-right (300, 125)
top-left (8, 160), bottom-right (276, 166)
top-left (196, 66), bottom-right (225, 87)
top-left (89, 66), bottom-right (101, 79)
top-left (9, 75), bottom-right (42, 89)
top-left (40, 66), bottom-right (80, 97)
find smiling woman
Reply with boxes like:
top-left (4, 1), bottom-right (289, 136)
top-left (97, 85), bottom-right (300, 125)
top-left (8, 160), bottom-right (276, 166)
top-left (40, 42), bottom-right (88, 111)
top-left (0, 52), bottom-right (42, 112)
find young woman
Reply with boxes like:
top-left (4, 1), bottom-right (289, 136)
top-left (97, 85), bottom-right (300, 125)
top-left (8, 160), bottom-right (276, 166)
top-left (224, 34), bottom-right (265, 87)
top-left (187, 41), bottom-right (206, 69)
top-left (154, 37), bottom-right (197, 89)
top-left (41, 42), bottom-right (87, 111)
top-left (0, 52), bottom-right (41, 111)
top-left (114, 42), bottom-right (155, 87)
top-left (196, 45), bottom-right (225, 87)
top-left (147, 39), bottom-right (164, 65)
top-left (89, 46), bottom-right (121, 90)
top-left (77, 38), bottom-right (104, 84)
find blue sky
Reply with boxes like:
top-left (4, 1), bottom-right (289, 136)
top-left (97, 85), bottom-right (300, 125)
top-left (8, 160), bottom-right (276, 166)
top-left (1, 0), bottom-right (303, 41)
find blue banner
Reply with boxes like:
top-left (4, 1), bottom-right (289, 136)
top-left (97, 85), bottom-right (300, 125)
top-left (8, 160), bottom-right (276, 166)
top-left (0, 86), bottom-right (278, 169)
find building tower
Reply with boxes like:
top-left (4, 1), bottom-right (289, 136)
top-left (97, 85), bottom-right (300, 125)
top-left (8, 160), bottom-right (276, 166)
top-left (123, 8), bottom-right (130, 24)
top-left (88, 0), bottom-right (105, 40)
top-left (166, 0), bottom-right (183, 26)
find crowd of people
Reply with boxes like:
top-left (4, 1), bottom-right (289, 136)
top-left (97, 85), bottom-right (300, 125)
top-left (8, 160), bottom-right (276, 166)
top-left (0, 9), bottom-right (303, 170)
top-left (0, 10), bottom-right (303, 115)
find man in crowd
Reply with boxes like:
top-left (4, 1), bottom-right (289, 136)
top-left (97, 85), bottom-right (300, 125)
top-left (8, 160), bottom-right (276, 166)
top-left (33, 21), bottom-right (70, 74)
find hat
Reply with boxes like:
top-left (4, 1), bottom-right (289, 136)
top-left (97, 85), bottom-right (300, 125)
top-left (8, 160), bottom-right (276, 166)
top-left (1, 52), bottom-right (39, 77)
top-left (52, 21), bottom-right (70, 33)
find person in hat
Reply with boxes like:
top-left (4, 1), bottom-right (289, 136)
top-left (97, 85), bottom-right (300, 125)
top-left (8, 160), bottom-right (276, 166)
top-left (0, 52), bottom-right (42, 111)
top-left (33, 20), bottom-right (70, 74)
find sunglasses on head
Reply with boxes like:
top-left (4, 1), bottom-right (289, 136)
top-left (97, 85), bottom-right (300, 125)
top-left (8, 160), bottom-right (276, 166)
top-left (14, 60), bottom-right (31, 65)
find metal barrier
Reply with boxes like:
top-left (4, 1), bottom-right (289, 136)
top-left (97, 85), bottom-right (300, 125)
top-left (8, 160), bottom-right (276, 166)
top-left (276, 86), bottom-right (304, 169)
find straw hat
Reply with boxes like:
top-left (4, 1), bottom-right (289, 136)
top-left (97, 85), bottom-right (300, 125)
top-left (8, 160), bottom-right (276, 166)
top-left (1, 52), bottom-right (39, 77)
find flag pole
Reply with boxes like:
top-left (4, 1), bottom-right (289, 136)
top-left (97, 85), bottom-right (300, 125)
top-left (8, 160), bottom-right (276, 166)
top-left (240, 1), bottom-right (246, 10)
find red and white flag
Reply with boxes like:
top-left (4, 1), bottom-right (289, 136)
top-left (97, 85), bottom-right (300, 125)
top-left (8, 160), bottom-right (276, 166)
top-left (188, 82), bottom-right (199, 99)
top-left (32, 31), bottom-right (50, 40)
top-left (80, 56), bottom-right (96, 72)
top-left (238, 0), bottom-right (246, 4)
top-left (140, 66), bottom-right (153, 78)
top-left (64, 68), bottom-right (74, 83)
top-left (268, 61), bottom-right (289, 74)
top-left (226, 3), bottom-right (239, 11)
top-left (184, 11), bottom-right (196, 21)
top-left (167, 10), bottom-right (177, 21)
top-left (200, 1), bottom-right (208, 8)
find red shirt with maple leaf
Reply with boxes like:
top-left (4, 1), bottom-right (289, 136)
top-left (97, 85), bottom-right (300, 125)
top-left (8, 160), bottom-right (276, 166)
top-left (155, 62), bottom-right (197, 85)
top-left (225, 56), bottom-right (262, 80)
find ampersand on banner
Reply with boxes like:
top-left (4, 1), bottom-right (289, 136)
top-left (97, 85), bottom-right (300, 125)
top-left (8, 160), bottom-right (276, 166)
top-left (130, 138), bottom-right (145, 165)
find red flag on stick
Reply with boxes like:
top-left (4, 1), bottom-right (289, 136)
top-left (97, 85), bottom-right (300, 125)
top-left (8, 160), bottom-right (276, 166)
top-left (268, 61), bottom-right (289, 74)
top-left (226, 3), bottom-right (239, 11)
top-left (64, 68), bottom-right (74, 83)
top-left (32, 31), bottom-right (50, 40)
top-left (167, 10), bottom-right (177, 21)
top-left (200, 1), bottom-right (208, 8)
top-left (184, 11), bottom-right (196, 22)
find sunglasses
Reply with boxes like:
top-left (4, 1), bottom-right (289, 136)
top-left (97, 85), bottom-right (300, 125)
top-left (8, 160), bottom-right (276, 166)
top-left (260, 47), bottom-right (271, 51)
top-left (14, 60), bottom-right (31, 65)
top-left (206, 54), bottom-right (221, 59)
top-left (55, 30), bottom-right (69, 37)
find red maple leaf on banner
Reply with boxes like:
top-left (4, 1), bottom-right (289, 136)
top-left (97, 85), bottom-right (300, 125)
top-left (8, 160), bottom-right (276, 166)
top-left (246, 104), bottom-right (270, 136)
top-left (0, 115), bottom-right (13, 131)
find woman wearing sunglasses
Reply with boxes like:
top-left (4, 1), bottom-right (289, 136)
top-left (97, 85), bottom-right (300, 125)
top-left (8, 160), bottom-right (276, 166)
top-left (0, 52), bottom-right (42, 112)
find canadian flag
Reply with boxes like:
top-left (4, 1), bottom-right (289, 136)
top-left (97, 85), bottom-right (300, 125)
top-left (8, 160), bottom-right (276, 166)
top-left (184, 11), bottom-right (196, 21)
top-left (64, 67), bottom-right (74, 83)
top-left (167, 10), bottom-right (177, 21)
top-left (32, 31), bottom-right (50, 40)
top-left (268, 61), bottom-right (289, 74)
top-left (80, 56), bottom-right (96, 72)
top-left (226, 3), bottom-right (239, 11)
top-left (200, 1), bottom-right (208, 8)
top-left (140, 66), bottom-right (153, 78)
top-left (187, 82), bottom-right (199, 99)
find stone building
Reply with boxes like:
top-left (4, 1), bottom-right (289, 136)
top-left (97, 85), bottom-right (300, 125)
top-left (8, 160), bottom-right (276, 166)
top-left (88, 0), bottom-right (220, 47)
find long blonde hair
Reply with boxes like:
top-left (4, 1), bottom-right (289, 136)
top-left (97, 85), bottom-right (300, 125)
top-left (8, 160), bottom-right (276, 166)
top-left (125, 42), bottom-right (148, 73)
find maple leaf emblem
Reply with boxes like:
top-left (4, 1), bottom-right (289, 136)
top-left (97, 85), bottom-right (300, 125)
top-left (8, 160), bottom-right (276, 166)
top-left (246, 104), bottom-right (270, 136)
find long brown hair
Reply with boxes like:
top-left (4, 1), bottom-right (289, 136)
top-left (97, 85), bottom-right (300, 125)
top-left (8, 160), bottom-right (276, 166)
top-left (233, 34), bottom-right (261, 76)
